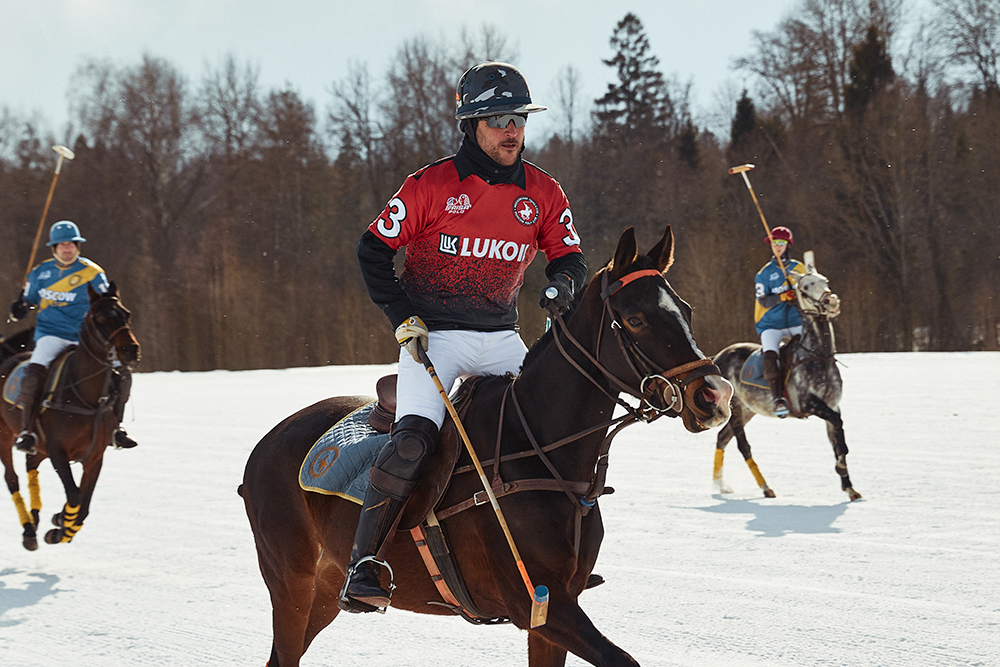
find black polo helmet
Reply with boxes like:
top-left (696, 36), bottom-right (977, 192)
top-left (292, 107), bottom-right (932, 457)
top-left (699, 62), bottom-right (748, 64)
top-left (454, 62), bottom-right (547, 120)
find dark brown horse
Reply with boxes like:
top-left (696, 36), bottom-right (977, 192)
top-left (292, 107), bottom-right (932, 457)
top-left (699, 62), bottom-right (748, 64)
top-left (0, 327), bottom-right (35, 362)
top-left (711, 252), bottom-right (860, 500)
top-left (0, 283), bottom-right (140, 550)
top-left (242, 225), bottom-right (734, 667)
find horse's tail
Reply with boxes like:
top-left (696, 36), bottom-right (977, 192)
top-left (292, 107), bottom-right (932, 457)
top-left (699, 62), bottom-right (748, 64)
top-left (237, 484), bottom-right (244, 498)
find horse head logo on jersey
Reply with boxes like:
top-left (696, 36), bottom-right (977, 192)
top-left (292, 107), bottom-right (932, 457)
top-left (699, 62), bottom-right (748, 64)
top-left (513, 196), bottom-right (539, 226)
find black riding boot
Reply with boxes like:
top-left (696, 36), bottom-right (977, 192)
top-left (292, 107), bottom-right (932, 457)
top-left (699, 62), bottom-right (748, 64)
top-left (338, 414), bottom-right (439, 613)
top-left (338, 486), bottom-right (406, 612)
top-left (111, 368), bottom-right (137, 449)
top-left (762, 350), bottom-right (789, 418)
top-left (14, 363), bottom-right (47, 455)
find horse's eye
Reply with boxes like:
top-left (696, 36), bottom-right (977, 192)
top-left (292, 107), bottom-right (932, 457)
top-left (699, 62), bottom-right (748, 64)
top-left (627, 316), bottom-right (643, 328)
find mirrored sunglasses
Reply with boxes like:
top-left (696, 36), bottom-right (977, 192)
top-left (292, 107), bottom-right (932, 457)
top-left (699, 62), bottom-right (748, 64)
top-left (771, 239), bottom-right (789, 246)
top-left (484, 113), bottom-right (527, 129)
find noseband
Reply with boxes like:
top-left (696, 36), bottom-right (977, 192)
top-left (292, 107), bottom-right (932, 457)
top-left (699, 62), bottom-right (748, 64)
top-left (548, 268), bottom-right (722, 423)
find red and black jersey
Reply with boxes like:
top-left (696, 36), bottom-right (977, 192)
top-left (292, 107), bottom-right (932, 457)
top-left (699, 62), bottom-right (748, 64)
top-left (359, 147), bottom-right (584, 331)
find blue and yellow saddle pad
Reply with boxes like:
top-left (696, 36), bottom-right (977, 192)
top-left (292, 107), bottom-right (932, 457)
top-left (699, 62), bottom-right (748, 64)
top-left (738, 349), bottom-right (769, 389)
top-left (2, 361), bottom-right (29, 405)
top-left (298, 402), bottom-right (390, 504)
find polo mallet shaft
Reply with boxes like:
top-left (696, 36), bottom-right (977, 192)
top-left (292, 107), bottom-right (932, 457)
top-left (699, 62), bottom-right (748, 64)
top-left (416, 345), bottom-right (548, 628)
top-left (729, 163), bottom-right (788, 280)
top-left (24, 145), bottom-right (76, 283)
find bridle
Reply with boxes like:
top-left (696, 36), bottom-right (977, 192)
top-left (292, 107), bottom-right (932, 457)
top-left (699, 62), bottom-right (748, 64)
top-left (546, 268), bottom-right (722, 423)
top-left (78, 296), bottom-right (133, 366)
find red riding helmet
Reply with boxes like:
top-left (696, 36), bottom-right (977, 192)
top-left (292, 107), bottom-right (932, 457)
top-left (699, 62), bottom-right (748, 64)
top-left (768, 226), bottom-right (793, 244)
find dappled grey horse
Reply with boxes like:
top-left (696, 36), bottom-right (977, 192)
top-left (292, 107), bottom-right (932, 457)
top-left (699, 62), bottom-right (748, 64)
top-left (712, 251), bottom-right (860, 501)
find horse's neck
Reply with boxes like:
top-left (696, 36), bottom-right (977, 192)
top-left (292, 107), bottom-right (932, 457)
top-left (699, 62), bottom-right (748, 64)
top-left (67, 333), bottom-right (112, 397)
top-left (798, 315), bottom-right (835, 357)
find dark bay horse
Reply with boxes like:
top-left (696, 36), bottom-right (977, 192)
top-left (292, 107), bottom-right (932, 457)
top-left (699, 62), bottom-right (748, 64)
top-left (0, 283), bottom-right (140, 550)
top-left (712, 252), bottom-right (861, 501)
top-left (242, 225), bottom-right (734, 667)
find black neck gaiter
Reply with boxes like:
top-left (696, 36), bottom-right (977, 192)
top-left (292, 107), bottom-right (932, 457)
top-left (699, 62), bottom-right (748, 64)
top-left (454, 136), bottom-right (525, 188)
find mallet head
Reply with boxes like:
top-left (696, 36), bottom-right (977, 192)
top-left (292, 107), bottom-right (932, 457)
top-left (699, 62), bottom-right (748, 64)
top-left (52, 145), bottom-right (75, 160)
top-left (728, 163), bottom-right (755, 175)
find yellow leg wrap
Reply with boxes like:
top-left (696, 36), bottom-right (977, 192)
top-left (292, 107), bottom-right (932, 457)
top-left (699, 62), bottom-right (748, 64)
top-left (713, 449), bottom-right (725, 482)
top-left (12, 491), bottom-right (32, 527)
top-left (746, 457), bottom-right (769, 489)
top-left (60, 503), bottom-right (82, 543)
top-left (28, 469), bottom-right (42, 511)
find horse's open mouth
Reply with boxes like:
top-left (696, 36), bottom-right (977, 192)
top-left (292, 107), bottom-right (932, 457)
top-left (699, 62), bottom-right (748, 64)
top-left (681, 377), bottom-right (733, 432)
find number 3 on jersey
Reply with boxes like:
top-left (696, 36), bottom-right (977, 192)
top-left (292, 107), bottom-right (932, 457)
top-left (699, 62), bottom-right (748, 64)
top-left (377, 197), bottom-right (406, 239)
top-left (559, 208), bottom-right (581, 247)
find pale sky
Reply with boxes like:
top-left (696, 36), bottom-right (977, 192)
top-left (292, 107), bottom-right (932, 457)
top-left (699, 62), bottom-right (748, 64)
top-left (2, 0), bottom-right (804, 142)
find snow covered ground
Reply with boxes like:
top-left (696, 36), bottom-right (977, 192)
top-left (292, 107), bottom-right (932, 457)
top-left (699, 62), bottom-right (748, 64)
top-left (1, 352), bottom-right (998, 667)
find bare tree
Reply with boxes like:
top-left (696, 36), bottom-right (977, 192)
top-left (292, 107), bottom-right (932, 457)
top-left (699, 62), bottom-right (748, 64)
top-left (932, 0), bottom-right (1000, 93)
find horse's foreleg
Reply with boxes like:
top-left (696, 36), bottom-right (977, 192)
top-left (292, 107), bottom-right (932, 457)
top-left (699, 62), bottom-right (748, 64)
top-left (804, 397), bottom-right (861, 501)
top-left (528, 632), bottom-right (568, 667)
top-left (526, 594), bottom-right (639, 666)
top-left (44, 446), bottom-right (84, 544)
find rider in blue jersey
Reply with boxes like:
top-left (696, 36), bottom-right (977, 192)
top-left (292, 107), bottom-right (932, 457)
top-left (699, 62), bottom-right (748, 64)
top-left (753, 226), bottom-right (806, 417)
top-left (9, 220), bottom-right (137, 453)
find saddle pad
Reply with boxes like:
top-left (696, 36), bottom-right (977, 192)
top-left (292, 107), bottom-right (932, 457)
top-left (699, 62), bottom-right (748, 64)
top-left (298, 402), bottom-right (390, 504)
top-left (739, 349), bottom-right (769, 389)
top-left (2, 361), bottom-right (29, 405)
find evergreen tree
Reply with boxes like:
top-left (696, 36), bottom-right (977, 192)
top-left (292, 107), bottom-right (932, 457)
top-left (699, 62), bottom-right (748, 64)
top-left (593, 13), bottom-right (672, 145)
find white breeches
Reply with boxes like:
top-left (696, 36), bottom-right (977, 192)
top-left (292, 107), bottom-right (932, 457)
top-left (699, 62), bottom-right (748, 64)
top-left (395, 329), bottom-right (528, 427)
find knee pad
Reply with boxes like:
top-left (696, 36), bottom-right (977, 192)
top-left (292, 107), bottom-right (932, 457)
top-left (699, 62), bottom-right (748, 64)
top-left (370, 415), bottom-right (439, 499)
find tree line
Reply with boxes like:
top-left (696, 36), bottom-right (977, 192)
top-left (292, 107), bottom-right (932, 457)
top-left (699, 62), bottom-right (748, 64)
top-left (1, 0), bottom-right (997, 372)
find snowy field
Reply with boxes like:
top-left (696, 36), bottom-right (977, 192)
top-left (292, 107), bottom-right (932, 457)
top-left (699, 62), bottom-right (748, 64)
top-left (1, 352), bottom-right (998, 667)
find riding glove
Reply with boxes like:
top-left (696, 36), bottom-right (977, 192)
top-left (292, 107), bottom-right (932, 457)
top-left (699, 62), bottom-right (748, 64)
top-left (9, 297), bottom-right (29, 321)
top-left (780, 289), bottom-right (798, 302)
top-left (395, 316), bottom-right (429, 364)
top-left (539, 273), bottom-right (574, 313)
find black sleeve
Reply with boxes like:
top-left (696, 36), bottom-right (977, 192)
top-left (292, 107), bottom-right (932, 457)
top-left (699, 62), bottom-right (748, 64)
top-left (544, 252), bottom-right (588, 295)
top-left (757, 294), bottom-right (781, 309)
top-left (356, 230), bottom-right (414, 329)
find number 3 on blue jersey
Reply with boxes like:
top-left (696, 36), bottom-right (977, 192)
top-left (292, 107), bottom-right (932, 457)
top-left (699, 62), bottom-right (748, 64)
top-left (559, 208), bottom-right (581, 247)
top-left (377, 197), bottom-right (406, 239)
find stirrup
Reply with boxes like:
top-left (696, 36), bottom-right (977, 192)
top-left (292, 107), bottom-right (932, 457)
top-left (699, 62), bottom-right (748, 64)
top-left (14, 431), bottom-right (38, 455)
top-left (339, 556), bottom-right (395, 614)
top-left (773, 398), bottom-right (790, 418)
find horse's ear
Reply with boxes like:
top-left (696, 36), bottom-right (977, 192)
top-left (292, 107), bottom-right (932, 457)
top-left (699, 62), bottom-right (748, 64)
top-left (610, 227), bottom-right (638, 277)
top-left (106, 281), bottom-right (118, 298)
top-left (647, 224), bottom-right (675, 273)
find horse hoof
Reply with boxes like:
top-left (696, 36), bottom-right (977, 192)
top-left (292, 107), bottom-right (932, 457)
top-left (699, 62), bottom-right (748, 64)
top-left (44, 528), bottom-right (63, 544)
top-left (52, 512), bottom-right (62, 527)
top-left (23, 535), bottom-right (38, 551)
top-left (847, 488), bottom-right (862, 501)
top-left (763, 488), bottom-right (776, 498)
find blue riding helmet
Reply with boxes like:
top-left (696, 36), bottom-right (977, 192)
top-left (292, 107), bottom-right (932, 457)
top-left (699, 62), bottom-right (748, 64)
top-left (47, 220), bottom-right (86, 246)
top-left (454, 62), bottom-right (547, 120)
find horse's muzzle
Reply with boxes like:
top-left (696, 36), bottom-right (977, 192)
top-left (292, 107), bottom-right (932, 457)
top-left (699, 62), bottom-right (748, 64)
top-left (680, 375), bottom-right (733, 432)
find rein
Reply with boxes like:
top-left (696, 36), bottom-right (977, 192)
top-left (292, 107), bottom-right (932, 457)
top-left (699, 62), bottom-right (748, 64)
top-left (436, 267), bottom-right (724, 554)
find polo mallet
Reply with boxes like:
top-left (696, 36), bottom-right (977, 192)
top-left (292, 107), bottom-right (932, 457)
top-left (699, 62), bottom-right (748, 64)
top-left (415, 344), bottom-right (549, 628)
top-left (24, 145), bottom-right (76, 283)
top-left (728, 163), bottom-right (788, 280)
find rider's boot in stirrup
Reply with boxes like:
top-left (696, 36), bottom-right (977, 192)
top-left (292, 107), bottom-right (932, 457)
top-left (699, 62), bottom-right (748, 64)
top-left (338, 485), bottom-right (405, 613)
top-left (339, 414), bottom-right (438, 613)
top-left (762, 350), bottom-right (789, 418)
top-left (111, 368), bottom-right (137, 449)
top-left (14, 363), bottom-right (47, 455)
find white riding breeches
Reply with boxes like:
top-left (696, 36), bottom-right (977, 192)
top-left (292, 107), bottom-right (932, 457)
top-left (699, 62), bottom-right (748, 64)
top-left (28, 335), bottom-right (77, 368)
top-left (760, 326), bottom-right (803, 354)
top-left (395, 329), bottom-right (528, 427)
